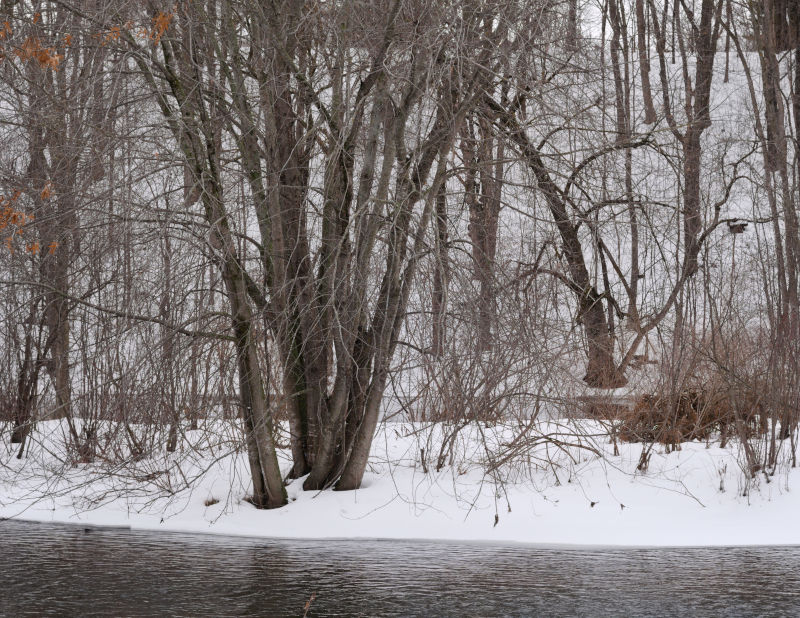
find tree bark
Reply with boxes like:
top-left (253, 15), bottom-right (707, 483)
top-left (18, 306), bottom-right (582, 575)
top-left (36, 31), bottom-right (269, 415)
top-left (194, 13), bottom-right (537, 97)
top-left (486, 97), bottom-right (627, 388)
top-left (431, 174), bottom-right (450, 357)
top-left (636, 0), bottom-right (657, 123)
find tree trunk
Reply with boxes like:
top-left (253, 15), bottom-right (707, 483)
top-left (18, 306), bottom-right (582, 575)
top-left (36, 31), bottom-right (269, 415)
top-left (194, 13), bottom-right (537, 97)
top-left (487, 97), bottom-right (627, 388)
top-left (10, 303), bottom-right (41, 448)
top-left (636, 0), bottom-right (657, 123)
top-left (431, 176), bottom-right (450, 357)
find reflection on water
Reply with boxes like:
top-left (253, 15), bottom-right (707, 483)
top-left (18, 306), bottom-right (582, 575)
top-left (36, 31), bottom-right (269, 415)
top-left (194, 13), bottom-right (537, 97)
top-left (1, 520), bottom-right (799, 616)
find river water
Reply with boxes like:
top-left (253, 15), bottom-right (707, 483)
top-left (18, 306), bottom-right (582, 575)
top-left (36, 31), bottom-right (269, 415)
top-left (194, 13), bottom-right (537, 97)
top-left (1, 520), bottom-right (799, 616)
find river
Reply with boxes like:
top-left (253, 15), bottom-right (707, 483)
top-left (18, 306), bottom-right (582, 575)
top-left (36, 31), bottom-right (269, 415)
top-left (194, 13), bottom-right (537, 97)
top-left (1, 520), bottom-right (799, 616)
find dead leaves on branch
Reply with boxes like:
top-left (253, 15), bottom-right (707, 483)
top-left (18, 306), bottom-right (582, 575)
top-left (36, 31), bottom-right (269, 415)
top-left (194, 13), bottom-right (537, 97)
top-left (0, 9), bottom-right (175, 69)
top-left (0, 192), bottom-right (33, 255)
top-left (0, 190), bottom-right (59, 256)
top-left (150, 11), bottom-right (173, 45)
top-left (12, 36), bottom-right (62, 69)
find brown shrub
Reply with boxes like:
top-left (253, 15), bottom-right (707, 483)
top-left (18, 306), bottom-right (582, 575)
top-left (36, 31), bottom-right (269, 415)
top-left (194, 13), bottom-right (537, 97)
top-left (618, 388), bottom-right (766, 447)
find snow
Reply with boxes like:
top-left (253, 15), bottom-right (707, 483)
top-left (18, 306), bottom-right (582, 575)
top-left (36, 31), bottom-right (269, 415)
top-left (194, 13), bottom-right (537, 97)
top-left (2, 419), bottom-right (799, 548)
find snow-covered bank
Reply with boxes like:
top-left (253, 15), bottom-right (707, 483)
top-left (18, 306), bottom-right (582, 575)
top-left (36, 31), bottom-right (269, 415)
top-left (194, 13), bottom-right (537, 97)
top-left (2, 420), bottom-right (799, 547)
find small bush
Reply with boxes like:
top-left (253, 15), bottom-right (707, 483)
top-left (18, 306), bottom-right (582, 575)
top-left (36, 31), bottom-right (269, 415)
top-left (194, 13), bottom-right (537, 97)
top-left (618, 388), bottom-right (765, 448)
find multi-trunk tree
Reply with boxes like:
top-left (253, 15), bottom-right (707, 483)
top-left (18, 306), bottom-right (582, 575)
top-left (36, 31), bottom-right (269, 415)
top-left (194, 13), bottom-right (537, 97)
top-left (2, 0), bottom-right (798, 506)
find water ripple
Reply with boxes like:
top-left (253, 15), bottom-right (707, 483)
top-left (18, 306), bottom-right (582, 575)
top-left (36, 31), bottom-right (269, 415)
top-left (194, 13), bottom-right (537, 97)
top-left (1, 521), bottom-right (799, 617)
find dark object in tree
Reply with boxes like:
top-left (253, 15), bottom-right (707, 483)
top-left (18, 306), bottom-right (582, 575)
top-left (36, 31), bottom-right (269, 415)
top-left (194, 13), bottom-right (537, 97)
top-left (728, 220), bottom-right (748, 234)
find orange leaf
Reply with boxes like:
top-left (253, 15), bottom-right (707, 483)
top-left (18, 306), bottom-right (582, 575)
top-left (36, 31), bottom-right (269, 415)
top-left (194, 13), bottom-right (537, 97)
top-left (48, 241), bottom-right (58, 255)
top-left (15, 37), bottom-right (39, 61)
top-left (40, 182), bottom-right (52, 199)
top-left (14, 37), bottom-right (61, 70)
top-left (151, 11), bottom-right (173, 45)
top-left (37, 48), bottom-right (62, 69)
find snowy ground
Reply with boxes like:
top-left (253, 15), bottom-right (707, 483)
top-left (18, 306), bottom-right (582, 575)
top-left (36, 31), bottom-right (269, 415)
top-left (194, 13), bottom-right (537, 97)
top-left (1, 419), bottom-right (799, 547)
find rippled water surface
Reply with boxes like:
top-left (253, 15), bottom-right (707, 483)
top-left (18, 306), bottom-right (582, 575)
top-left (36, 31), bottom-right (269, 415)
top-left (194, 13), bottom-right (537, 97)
top-left (1, 520), bottom-right (800, 616)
